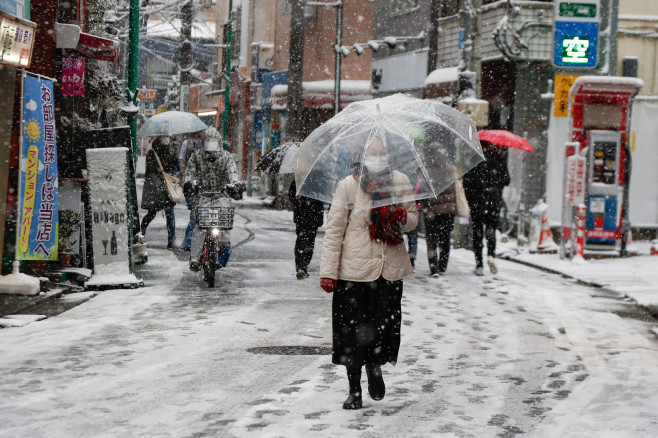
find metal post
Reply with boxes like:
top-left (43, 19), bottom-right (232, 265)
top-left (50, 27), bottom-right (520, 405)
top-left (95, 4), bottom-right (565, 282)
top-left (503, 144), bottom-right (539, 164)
top-left (180, 0), bottom-right (193, 112)
top-left (127, 0), bottom-right (140, 164)
top-left (223, 0), bottom-right (233, 151)
top-left (333, 1), bottom-right (343, 116)
top-left (13, 69), bottom-right (26, 274)
top-left (286, 0), bottom-right (306, 142)
top-left (427, 0), bottom-right (441, 75)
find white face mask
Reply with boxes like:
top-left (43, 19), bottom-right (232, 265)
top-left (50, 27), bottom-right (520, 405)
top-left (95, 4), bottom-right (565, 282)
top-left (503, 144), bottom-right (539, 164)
top-left (364, 156), bottom-right (388, 174)
top-left (160, 137), bottom-right (171, 145)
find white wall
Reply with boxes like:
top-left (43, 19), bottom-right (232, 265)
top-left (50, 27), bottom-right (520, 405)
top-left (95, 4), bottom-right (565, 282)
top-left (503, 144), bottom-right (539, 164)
top-left (545, 115), bottom-right (571, 225)
top-left (629, 98), bottom-right (658, 227)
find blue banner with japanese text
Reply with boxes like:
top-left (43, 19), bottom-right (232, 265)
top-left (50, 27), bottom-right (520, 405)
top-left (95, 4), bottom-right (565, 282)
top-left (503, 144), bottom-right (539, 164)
top-left (18, 74), bottom-right (58, 260)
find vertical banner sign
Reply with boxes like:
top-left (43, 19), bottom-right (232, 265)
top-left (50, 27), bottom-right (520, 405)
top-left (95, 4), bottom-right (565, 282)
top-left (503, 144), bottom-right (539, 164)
top-left (62, 57), bottom-right (85, 97)
top-left (61, 58), bottom-right (73, 96)
top-left (565, 153), bottom-right (586, 206)
top-left (19, 74), bottom-right (58, 260)
top-left (86, 148), bottom-right (132, 277)
top-left (553, 74), bottom-right (580, 117)
top-left (72, 57), bottom-right (85, 96)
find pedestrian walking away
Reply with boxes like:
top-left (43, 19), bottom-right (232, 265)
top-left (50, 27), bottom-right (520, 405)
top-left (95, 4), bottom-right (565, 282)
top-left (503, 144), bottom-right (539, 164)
top-left (421, 183), bottom-right (457, 276)
top-left (288, 180), bottom-right (324, 279)
top-left (140, 136), bottom-right (177, 250)
top-left (183, 127), bottom-right (243, 271)
top-left (462, 142), bottom-right (510, 275)
top-left (319, 136), bottom-right (419, 410)
top-left (179, 130), bottom-right (205, 251)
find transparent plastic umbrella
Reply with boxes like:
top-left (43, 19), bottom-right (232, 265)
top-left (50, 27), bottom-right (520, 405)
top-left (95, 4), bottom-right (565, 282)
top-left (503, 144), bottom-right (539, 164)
top-left (138, 111), bottom-right (207, 137)
top-left (294, 94), bottom-right (485, 210)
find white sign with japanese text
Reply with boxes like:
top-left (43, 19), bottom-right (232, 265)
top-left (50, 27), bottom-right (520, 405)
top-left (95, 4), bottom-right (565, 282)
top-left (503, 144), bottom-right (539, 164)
top-left (85, 148), bottom-right (141, 288)
top-left (565, 153), bottom-right (586, 206)
top-left (0, 10), bottom-right (35, 67)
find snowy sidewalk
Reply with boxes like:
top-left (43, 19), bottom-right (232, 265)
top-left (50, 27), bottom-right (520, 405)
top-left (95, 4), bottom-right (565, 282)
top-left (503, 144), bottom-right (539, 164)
top-left (502, 241), bottom-right (658, 310)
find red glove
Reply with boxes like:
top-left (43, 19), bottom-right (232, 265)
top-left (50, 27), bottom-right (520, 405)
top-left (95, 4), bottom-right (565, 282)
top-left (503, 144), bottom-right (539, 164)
top-left (391, 207), bottom-right (407, 225)
top-left (320, 277), bottom-right (337, 293)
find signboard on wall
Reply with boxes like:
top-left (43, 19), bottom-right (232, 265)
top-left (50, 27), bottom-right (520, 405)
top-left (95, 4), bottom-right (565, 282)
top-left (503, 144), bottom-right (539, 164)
top-left (553, 74), bottom-right (580, 117)
top-left (371, 49), bottom-right (428, 95)
top-left (18, 74), bottom-right (58, 261)
top-left (553, 0), bottom-right (600, 68)
top-left (0, 10), bottom-right (35, 67)
top-left (85, 147), bottom-right (141, 289)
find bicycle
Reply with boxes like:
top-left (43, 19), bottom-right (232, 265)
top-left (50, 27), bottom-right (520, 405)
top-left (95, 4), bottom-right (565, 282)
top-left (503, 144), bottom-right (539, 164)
top-left (194, 191), bottom-right (235, 288)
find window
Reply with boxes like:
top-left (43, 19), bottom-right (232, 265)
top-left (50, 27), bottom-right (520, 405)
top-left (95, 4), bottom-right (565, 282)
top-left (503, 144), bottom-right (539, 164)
top-left (392, 0), bottom-right (418, 13)
top-left (281, 0), bottom-right (291, 15)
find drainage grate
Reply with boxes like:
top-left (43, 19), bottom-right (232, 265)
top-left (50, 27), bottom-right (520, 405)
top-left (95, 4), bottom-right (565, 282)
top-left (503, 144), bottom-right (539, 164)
top-left (247, 346), bottom-right (332, 356)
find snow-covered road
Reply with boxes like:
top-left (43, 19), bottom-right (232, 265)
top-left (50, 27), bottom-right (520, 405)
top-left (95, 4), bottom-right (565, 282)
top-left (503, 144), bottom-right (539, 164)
top-left (1, 205), bottom-right (657, 437)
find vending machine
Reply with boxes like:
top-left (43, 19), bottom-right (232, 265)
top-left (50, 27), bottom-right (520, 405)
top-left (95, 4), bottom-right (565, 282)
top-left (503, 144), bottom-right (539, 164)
top-left (561, 76), bottom-right (643, 258)
top-left (585, 130), bottom-right (621, 247)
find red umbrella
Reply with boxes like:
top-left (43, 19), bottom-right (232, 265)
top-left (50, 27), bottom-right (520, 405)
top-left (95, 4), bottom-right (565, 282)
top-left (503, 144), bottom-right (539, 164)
top-left (478, 130), bottom-right (534, 153)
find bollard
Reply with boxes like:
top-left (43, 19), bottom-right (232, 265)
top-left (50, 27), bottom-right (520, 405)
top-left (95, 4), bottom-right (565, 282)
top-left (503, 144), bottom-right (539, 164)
top-left (574, 204), bottom-right (586, 259)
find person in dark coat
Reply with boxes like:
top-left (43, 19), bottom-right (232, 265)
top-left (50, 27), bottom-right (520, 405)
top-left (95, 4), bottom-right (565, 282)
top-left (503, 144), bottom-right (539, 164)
top-left (141, 136), bottom-right (177, 250)
top-left (288, 180), bottom-right (324, 279)
top-left (462, 142), bottom-right (510, 275)
top-left (420, 182), bottom-right (457, 276)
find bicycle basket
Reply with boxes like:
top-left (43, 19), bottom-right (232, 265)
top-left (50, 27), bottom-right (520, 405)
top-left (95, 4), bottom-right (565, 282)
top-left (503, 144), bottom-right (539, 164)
top-left (195, 196), bottom-right (235, 229)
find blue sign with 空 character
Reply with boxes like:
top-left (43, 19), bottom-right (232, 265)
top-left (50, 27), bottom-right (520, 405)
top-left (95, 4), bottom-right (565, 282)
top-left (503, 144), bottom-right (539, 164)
top-left (554, 21), bottom-right (599, 68)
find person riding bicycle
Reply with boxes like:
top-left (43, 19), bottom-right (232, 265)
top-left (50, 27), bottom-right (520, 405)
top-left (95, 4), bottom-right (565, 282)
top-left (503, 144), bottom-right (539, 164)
top-left (183, 127), bottom-right (244, 271)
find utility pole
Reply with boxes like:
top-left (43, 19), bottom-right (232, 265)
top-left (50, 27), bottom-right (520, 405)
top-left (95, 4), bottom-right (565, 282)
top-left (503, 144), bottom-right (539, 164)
top-left (180, 0), bottom-right (193, 112)
top-left (286, 0), bottom-right (306, 142)
top-left (458, 0), bottom-right (477, 99)
top-left (427, 0), bottom-right (441, 75)
top-left (127, 0), bottom-right (140, 163)
top-left (222, 0), bottom-right (233, 150)
top-left (333, 1), bottom-right (343, 116)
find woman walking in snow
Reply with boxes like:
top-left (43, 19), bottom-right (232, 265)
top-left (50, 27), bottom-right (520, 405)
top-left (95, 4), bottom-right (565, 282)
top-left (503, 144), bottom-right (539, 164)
top-left (141, 136), bottom-right (177, 250)
top-left (462, 142), bottom-right (510, 275)
top-left (320, 136), bottom-right (419, 410)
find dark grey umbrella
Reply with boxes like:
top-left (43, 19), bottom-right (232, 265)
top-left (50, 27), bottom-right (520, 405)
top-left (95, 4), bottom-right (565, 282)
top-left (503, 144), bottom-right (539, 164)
top-left (255, 142), bottom-right (301, 175)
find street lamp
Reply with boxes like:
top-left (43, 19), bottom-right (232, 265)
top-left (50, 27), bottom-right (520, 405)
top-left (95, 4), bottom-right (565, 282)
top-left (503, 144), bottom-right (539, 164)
top-left (307, 1), bottom-right (343, 116)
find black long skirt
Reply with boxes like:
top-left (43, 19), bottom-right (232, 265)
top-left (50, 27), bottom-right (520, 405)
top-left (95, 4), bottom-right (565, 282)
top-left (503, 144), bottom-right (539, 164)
top-left (332, 277), bottom-right (403, 368)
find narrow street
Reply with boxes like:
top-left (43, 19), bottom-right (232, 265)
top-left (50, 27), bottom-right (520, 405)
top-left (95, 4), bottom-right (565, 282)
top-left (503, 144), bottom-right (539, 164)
top-left (1, 205), bottom-right (657, 437)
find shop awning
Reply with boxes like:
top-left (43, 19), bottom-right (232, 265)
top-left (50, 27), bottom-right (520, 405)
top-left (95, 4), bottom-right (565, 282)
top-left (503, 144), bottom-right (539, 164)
top-left (56, 22), bottom-right (119, 62)
top-left (569, 76), bottom-right (644, 104)
top-left (423, 67), bottom-right (459, 101)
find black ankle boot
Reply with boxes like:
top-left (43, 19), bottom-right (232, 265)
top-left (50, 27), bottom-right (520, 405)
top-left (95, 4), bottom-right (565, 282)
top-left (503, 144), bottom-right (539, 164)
top-left (366, 364), bottom-right (385, 401)
top-left (167, 236), bottom-right (175, 250)
top-left (343, 367), bottom-right (363, 410)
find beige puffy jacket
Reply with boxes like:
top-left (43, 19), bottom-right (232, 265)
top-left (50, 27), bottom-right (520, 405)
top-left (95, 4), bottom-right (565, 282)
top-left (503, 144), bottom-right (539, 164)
top-left (320, 171), bottom-right (419, 282)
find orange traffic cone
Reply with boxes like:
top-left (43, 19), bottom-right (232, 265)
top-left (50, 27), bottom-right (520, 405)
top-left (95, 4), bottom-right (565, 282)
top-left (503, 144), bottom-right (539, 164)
top-left (537, 217), bottom-right (558, 252)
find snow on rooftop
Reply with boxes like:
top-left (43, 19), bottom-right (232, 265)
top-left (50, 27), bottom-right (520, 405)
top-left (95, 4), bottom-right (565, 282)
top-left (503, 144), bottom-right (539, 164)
top-left (570, 76), bottom-right (645, 96)
top-left (425, 67), bottom-right (459, 86)
top-left (146, 19), bottom-right (216, 40)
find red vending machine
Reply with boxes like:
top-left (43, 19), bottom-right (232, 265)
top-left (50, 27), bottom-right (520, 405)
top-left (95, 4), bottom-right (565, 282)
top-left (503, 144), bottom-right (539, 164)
top-left (561, 76), bottom-right (643, 258)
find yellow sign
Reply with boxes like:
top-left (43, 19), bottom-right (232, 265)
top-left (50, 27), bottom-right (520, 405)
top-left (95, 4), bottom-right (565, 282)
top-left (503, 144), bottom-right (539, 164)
top-left (553, 74), bottom-right (580, 117)
top-left (19, 145), bottom-right (39, 253)
top-left (155, 104), bottom-right (171, 114)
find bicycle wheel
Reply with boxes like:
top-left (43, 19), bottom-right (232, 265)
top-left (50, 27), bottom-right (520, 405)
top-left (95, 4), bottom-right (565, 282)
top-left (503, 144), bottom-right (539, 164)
top-left (204, 239), bottom-right (217, 288)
